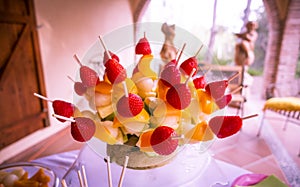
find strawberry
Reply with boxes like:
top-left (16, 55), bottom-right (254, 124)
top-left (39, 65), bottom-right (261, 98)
top-left (205, 80), bottom-right (228, 100)
top-left (208, 116), bottom-right (242, 138)
top-left (215, 94), bottom-right (232, 109)
top-left (116, 93), bottom-right (143, 117)
top-left (105, 59), bottom-right (127, 84)
top-left (164, 59), bottom-right (177, 68)
top-left (74, 81), bottom-right (87, 96)
top-left (180, 57), bottom-right (198, 77)
top-left (103, 50), bottom-right (119, 65)
top-left (71, 117), bottom-right (96, 142)
top-left (135, 37), bottom-right (152, 55)
top-left (80, 66), bottom-right (99, 87)
top-left (160, 65), bottom-right (181, 87)
top-left (193, 76), bottom-right (206, 89)
top-left (166, 83), bottom-right (191, 110)
top-left (52, 100), bottom-right (75, 122)
top-left (150, 126), bottom-right (178, 155)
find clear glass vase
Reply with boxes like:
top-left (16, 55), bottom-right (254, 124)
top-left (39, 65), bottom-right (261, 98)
top-left (61, 141), bottom-right (229, 187)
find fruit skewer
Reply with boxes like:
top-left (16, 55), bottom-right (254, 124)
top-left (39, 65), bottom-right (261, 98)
top-left (73, 54), bottom-right (99, 87)
top-left (208, 114), bottom-right (258, 138)
top-left (33, 93), bottom-right (75, 122)
top-left (67, 75), bottom-right (87, 96)
top-left (52, 114), bottom-right (96, 142)
top-left (99, 35), bottom-right (127, 84)
top-left (180, 44), bottom-right (203, 77)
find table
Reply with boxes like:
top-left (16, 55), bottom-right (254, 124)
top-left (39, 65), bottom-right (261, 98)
top-left (32, 144), bottom-right (250, 187)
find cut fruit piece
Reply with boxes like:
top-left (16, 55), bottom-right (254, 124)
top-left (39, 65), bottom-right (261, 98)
top-left (95, 81), bottom-right (112, 94)
top-left (136, 129), bottom-right (155, 152)
top-left (94, 92), bottom-right (111, 107)
top-left (184, 121), bottom-right (214, 144)
top-left (137, 54), bottom-right (157, 79)
top-left (94, 121), bottom-right (123, 145)
top-left (97, 104), bottom-right (114, 119)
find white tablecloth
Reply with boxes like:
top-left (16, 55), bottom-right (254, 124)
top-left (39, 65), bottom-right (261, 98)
top-left (33, 145), bottom-right (250, 187)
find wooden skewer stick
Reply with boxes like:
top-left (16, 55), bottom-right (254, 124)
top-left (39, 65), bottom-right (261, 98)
top-left (52, 114), bottom-right (75, 123)
top-left (67, 75), bottom-right (75, 83)
top-left (143, 31), bottom-right (146, 38)
top-left (175, 43), bottom-right (186, 69)
top-left (172, 134), bottom-right (185, 140)
top-left (185, 68), bottom-right (196, 85)
top-left (73, 54), bottom-right (83, 67)
top-left (77, 169), bottom-right (84, 187)
top-left (228, 72), bottom-right (240, 82)
top-left (118, 156), bottom-right (129, 187)
top-left (81, 165), bottom-right (88, 187)
top-left (61, 179), bottom-right (68, 187)
top-left (122, 81), bottom-right (129, 97)
top-left (194, 44), bottom-right (204, 57)
top-left (98, 35), bottom-right (111, 60)
top-left (242, 114), bottom-right (259, 120)
top-left (33, 93), bottom-right (53, 102)
top-left (106, 156), bottom-right (113, 187)
top-left (230, 86), bottom-right (243, 94)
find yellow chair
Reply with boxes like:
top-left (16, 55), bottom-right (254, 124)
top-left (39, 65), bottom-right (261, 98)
top-left (256, 97), bottom-right (300, 156)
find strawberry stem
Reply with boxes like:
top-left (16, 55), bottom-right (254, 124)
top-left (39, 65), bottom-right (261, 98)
top-left (176, 43), bottom-right (186, 69)
top-left (242, 114), bottom-right (258, 120)
top-left (122, 81), bottom-right (129, 97)
top-left (33, 93), bottom-right (53, 102)
top-left (118, 156), bottom-right (129, 187)
top-left (194, 44), bottom-right (204, 57)
top-left (185, 68), bottom-right (196, 85)
top-left (73, 54), bottom-right (83, 67)
top-left (228, 72), bottom-right (239, 82)
top-left (98, 35), bottom-right (111, 60)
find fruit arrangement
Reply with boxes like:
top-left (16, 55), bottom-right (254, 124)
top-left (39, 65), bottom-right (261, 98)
top-left (0, 167), bottom-right (51, 187)
top-left (34, 33), bottom-right (257, 158)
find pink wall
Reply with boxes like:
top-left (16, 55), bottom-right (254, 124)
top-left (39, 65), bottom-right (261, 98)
top-left (34, 0), bottom-right (134, 126)
top-left (0, 0), bottom-right (135, 163)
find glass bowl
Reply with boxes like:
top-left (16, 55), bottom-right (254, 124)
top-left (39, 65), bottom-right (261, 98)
top-left (0, 162), bottom-right (59, 187)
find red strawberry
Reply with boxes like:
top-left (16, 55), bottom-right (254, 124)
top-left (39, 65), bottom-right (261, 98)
top-left (105, 59), bottom-right (127, 84)
top-left (135, 37), bottom-right (152, 55)
top-left (205, 80), bottom-right (228, 99)
top-left (215, 94), bottom-right (232, 109)
top-left (208, 116), bottom-right (242, 138)
top-left (71, 117), bottom-right (96, 142)
top-left (193, 76), bottom-right (206, 89)
top-left (166, 83), bottom-right (191, 110)
top-left (74, 81), bottom-right (87, 96)
top-left (80, 66), bottom-right (99, 87)
top-left (150, 126), bottom-right (178, 155)
top-left (52, 100), bottom-right (75, 122)
top-left (160, 65), bottom-right (181, 87)
top-left (103, 50), bottom-right (119, 65)
top-left (116, 93), bottom-right (143, 117)
top-left (165, 59), bottom-right (177, 68)
top-left (180, 57), bottom-right (198, 77)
